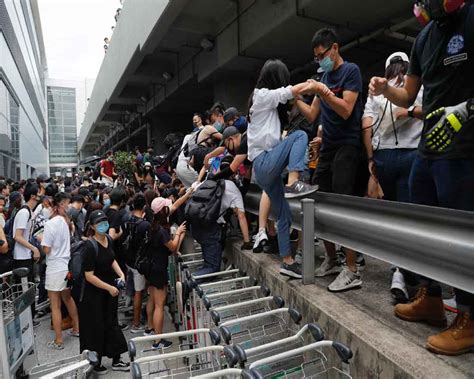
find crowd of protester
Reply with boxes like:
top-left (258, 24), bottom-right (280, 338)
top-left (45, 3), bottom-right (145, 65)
top-left (0, 1), bottom-right (472, 373)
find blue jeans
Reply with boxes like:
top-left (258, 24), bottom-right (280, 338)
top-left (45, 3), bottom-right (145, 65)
top-left (253, 130), bottom-right (308, 257)
top-left (374, 149), bottom-right (417, 202)
top-left (409, 155), bottom-right (474, 314)
top-left (191, 223), bottom-right (223, 277)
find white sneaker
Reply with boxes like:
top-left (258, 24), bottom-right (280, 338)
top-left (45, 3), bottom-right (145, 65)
top-left (328, 267), bottom-right (362, 292)
top-left (315, 257), bottom-right (342, 277)
top-left (390, 268), bottom-right (409, 303)
top-left (253, 229), bottom-right (268, 253)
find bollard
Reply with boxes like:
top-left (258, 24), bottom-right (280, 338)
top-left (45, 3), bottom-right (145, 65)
top-left (301, 198), bottom-right (315, 284)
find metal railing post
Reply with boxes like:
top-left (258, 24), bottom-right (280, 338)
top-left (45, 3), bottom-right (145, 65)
top-left (301, 198), bottom-right (315, 284)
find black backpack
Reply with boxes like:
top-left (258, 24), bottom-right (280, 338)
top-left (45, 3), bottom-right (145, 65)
top-left (68, 236), bottom-right (110, 302)
top-left (121, 216), bottom-right (145, 268)
top-left (185, 179), bottom-right (225, 226)
top-left (134, 230), bottom-right (151, 278)
top-left (3, 206), bottom-right (32, 259)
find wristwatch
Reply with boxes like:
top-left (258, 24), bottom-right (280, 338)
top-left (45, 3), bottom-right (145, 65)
top-left (407, 106), bottom-right (416, 118)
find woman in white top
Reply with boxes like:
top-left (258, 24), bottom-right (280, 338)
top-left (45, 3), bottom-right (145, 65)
top-left (247, 59), bottom-right (319, 279)
top-left (42, 192), bottom-right (79, 350)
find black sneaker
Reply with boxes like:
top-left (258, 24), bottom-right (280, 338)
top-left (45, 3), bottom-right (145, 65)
top-left (279, 262), bottom-right (302, 279)
top-left (263, 236), bottom-right (279, 255)
top-left (152, 339), bottom-right (173, 350)
top-left (118, 322), bottom-right (129, 331)
top-left (143, 327), bottom-right (154, 336)
top-left (94, 365), bottom-right (108, 375)
top-left (284, 181), bottom-right (318, 199)
top-left (112, 360), bottom-right (130, 371)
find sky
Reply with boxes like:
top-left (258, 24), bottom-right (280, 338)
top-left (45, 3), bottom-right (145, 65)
top-left (38, 0), bottom-right (121, 81)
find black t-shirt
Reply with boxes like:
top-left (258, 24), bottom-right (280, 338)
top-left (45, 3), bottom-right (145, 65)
top-left (106, 208), bottom-right (122, 233)
top-left (145, 226), bottom-right (172, 272)
top-left (409, 5), bottom-right (474, 159)
top-left (82, 238), bottom-right (116, 285)
top-left (320, 62), bottom-right (363, 151)
top-left (236, 133), bottom-right (251, 167)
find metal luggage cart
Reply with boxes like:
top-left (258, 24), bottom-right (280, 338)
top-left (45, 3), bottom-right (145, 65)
top-left (130, 345), bottom-right (234, 379)
top-left (218, 308), bottom-right (303, 350)
top-left (206, 296), bottom-right (284, 331)
top-left (0, 267), bottom-right (38, 378)
top-left (192, 278), bottom-right (263, 332)
top-left (28, 350), bottom-right (98, 379)
top-left (193, 340), bottom-right (353, 379)
top-left (227, 323), bottom-right (325, 369)
top-left (247, 340), bottom-right (354, 378)
top-left (128, 329), bottom-right (222, 363)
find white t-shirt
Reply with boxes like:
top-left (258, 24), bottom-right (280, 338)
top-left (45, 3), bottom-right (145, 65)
top-left (13, 208), bottom-right (33, 260)
top-left (219, 180), bottom-right (245, 223)
top-left (247, 86), bottom-right (294, 161)
top-left (41, 216), bottom-right (71, 274)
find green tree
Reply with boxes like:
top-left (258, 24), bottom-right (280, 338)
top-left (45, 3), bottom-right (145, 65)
top-left (114, 151), bottom-right (135, 178)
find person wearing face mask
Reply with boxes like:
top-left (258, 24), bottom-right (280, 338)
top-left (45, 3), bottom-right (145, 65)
top-left (143, 162), bottom-right (156, 186)
top-left (42, 192), bottom-right (80, 350)
top-left (224, 107), bottom-right (248, 133)
top-left (100, 151), bottom-right (117, 187)
top-left (192, 113), bottom-right (204, 131)
top-left (12, 183), bottom-right (41, 322)
top-left (67, 195), bottom-right (86, 242)
top-left (79, 210), bottom-right (129, 374)
top-left (369, 0), bottom-right (474, 356)
top-left (295, 28), bottom-right (364, 292)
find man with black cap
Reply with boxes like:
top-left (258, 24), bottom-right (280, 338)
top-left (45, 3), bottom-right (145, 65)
top-left (224, 107), bottom-right (248, 133)
top-left (36, 174), bottom-right (51, 197)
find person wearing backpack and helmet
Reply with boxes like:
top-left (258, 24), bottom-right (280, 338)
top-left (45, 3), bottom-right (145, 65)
top-left (79, 210), bottom-right (129, 374)
top-left (369, 0), bottom-right (474, 356)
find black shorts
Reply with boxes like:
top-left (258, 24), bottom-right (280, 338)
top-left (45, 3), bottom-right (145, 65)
top-left (312, 145), bottom-right (362, 195)
top-left (147, 266), bottom-right (168, 289)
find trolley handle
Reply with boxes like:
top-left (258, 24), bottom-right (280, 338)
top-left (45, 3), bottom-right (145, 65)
top-left (0, 267), bottom-right (29, 279)
top-left (128, 328), bottom-right (212, 361)
top-left (192, 268), bottom-right (240, 280)
top-left (236, 323), bottom-right (325, 363)
top-left (248, 340), bottom-right (353, 371)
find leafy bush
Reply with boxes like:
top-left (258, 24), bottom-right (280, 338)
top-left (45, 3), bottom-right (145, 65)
top-left (114, 151), bottom-right (135, 177)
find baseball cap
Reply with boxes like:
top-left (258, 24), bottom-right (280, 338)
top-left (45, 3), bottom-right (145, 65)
top-left (89, 210), bottom-right (108, 225)
top-left (224, 107), bottom-right (238, 123)
top-left (151, 197), bottom-right (172, 214)
top-left (222, 126), bottom-right (240, 140)
top-left (36, 174), bottom-right (51, 184)
top-left (385, 52), bottom-right (409, 69)
top-left (144, 162), bottom-right (152, 167)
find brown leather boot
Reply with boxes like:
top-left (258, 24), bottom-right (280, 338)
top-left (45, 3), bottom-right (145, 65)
top-left (427, 312), bottom-right (474, 355)
top-left (394, 287), bottom-right (447, 326)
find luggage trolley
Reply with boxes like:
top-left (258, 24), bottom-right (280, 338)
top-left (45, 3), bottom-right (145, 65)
top-left (192, 277), bottom-right (263, 331)
top-left (206, 295), bottom-right (284, 331)
top-left (217, 308), bottom-right (303, 350)
top-left (28, 350), bottom-right (99, 379)
top-left (130, 345), bottom-right (236, 379)
top-left (227, 323), bottom-right (325, 369)
top-left (128, 329), bottom-right (222, 362)
top-left (247, 340), bottom-right (354, 378)
top-left (0, 267), bottom-right (38, 378)
top-left (193, 340), bottom-right (353, 379)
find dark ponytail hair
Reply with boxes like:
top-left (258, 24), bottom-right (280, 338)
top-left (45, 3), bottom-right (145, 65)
top-left (248, 59), bottom-right (291, 129)
top-left (385, 61), bottom-right (409, 85)
top-left (151, 207), bottom-right (170, 233)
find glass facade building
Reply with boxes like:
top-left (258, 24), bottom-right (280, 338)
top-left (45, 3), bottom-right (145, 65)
top-left (47, 86), bottom-right (78, 168)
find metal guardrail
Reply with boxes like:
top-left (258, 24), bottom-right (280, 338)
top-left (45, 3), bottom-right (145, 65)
top-left (245, 188), bottom-right (474, 293)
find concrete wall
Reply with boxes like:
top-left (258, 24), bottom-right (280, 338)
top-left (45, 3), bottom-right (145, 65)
top-left (78, 0), bottom-right (170, 150)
